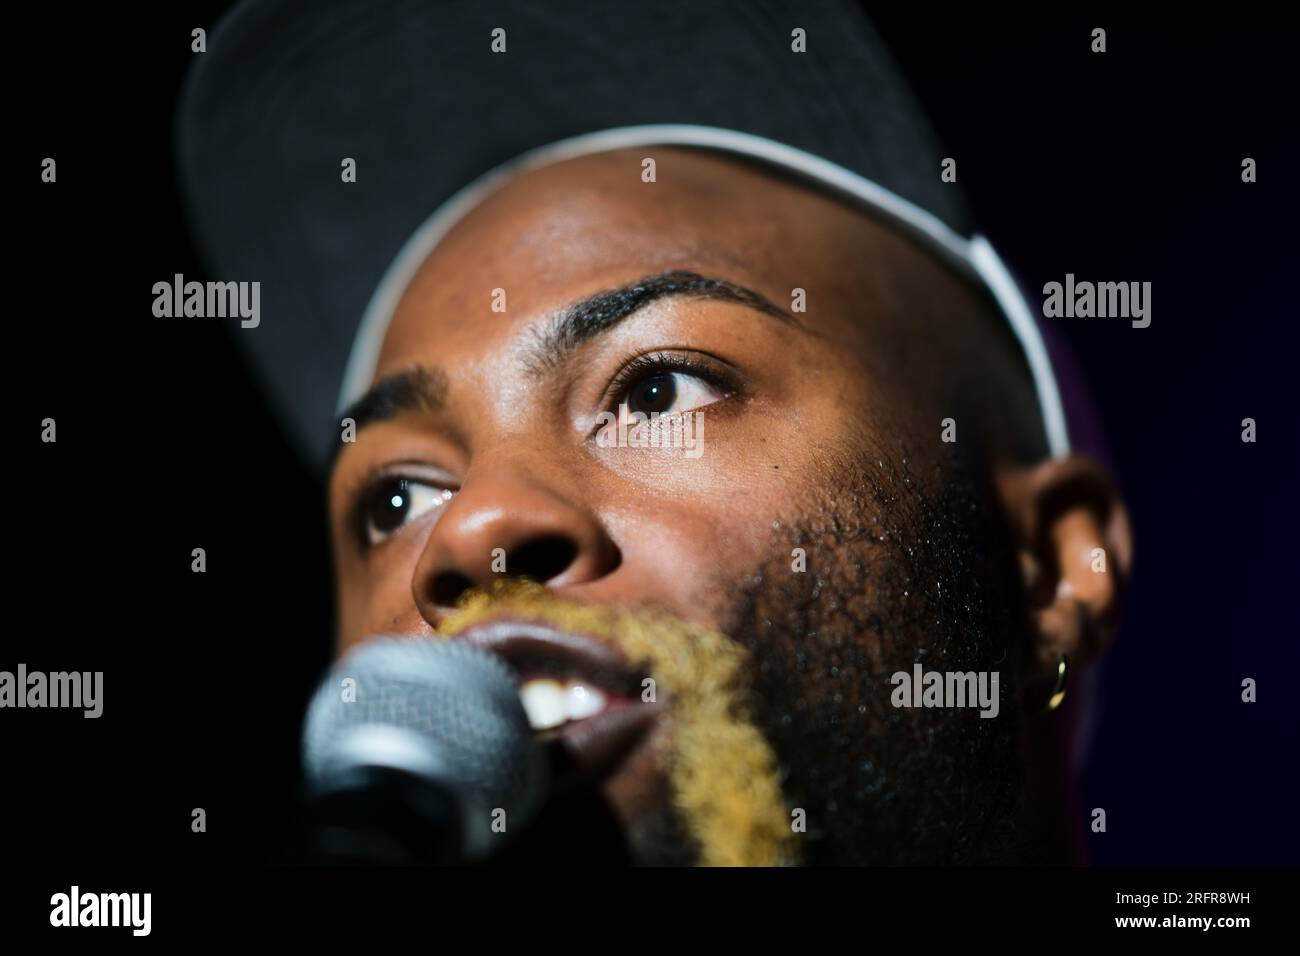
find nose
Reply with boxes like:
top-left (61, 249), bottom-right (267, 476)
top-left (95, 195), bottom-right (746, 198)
top-left (412, 470), bottom-right (621, 625)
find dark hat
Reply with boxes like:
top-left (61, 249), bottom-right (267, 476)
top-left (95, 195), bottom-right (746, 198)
top-left (177, 0), bottom-right (1065, 468)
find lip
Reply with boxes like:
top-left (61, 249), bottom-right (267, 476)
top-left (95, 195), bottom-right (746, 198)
top-left (449, 617), bottom-right (663, 783)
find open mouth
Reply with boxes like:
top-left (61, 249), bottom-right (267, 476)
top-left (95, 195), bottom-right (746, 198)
top-left (449, 617), bottom-right (663, 780)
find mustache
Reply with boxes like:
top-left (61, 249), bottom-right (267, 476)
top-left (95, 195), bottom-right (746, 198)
top-left (435, 580), bottom-right (799, 866)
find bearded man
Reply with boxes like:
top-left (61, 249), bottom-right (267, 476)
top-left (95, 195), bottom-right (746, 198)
top-left (179, 0), bottom-right (1132, 865)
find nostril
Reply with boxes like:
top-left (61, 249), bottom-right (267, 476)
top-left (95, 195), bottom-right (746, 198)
top-left (427, 536), bottom-right (584, 610)
top-left (431, 570), bottom-right (475, 608)
top-left (509, 535), bottom-right (579, 584)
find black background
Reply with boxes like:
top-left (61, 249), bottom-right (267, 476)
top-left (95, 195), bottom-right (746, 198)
top-left (8, 0), bottom-right (1297, 894)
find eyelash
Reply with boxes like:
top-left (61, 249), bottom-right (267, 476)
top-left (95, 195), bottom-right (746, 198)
top-left (342, 464), bottom-right (455, 552)
top-left (346, 352), bottom-right (740, 551)
top-left (601, 350), bottom-right (738, 415)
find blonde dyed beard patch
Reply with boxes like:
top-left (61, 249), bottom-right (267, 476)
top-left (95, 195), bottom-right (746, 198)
top-left (436, 581), bottom-right (798, 866)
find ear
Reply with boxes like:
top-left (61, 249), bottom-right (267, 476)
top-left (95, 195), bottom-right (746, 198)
top-left (996, 456), bottom-right (1133, 679)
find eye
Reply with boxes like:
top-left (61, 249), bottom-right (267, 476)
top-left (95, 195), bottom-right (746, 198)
top-left (622, 369), bottom-right (728, 418)
top-left (360, 476), bottom-right (453, 545)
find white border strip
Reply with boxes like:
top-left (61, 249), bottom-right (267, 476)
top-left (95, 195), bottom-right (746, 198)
top-left (338, 124), bottom-right (1070, 456)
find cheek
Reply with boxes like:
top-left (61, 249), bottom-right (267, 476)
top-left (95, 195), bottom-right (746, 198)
top-left (333, 535), bottom-right (431, 652)
top-left (583, 398), bottom-right (870, 622)
top-left (592, 483), bottom-right (792, 628)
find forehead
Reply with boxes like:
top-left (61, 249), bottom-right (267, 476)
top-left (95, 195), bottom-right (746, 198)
top-left (375, 147), bottom-right (911, 373)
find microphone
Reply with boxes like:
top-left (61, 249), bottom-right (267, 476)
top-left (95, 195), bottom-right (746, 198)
top-left (294, 637), bottom-right (547, 864)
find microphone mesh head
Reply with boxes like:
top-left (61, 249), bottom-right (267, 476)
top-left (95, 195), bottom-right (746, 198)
top-left (302, 637), bottom-right (545, 854)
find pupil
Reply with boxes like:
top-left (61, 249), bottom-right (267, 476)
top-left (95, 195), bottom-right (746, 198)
top-left (631, 373), bottom-right (675, 415)
top-left (369, 478), bottom-right (410, 533)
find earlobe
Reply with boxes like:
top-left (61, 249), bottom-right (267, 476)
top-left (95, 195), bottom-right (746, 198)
top-left (997, 456), bottom-right (1133, 678)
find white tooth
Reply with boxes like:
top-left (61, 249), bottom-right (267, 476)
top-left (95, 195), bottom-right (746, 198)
top-left (519, 679), bottom-right (567, 730)
top-left (564, 682), bottom-right (607, 721)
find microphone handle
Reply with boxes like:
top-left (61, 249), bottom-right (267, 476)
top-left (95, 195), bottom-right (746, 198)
top-left (277, 768), bottom-right (632, 865)
top-left (285, 765), bottom-right (464, 865)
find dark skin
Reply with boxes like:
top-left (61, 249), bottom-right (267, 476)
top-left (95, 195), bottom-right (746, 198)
top-left (327, 148), bottom-right (1133, 863)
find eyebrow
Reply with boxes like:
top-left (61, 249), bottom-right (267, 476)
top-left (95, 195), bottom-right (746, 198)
top-left (334, 365), bottom-right (447, 455)
top-left (524, 269), bottom-right (795, 374)
top-left (331, 269), bottom-right (793, 461)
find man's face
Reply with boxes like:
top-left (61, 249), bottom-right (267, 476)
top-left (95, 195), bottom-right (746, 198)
top-left (327, 148), bottom-right (1036, 864)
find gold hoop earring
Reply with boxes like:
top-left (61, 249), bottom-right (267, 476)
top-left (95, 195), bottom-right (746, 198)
top-left (1046, 653), bottom-right (1068, 712)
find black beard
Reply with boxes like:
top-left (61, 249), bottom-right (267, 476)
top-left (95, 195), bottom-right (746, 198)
top-left (721, 446), bottom-right (1038, 865)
